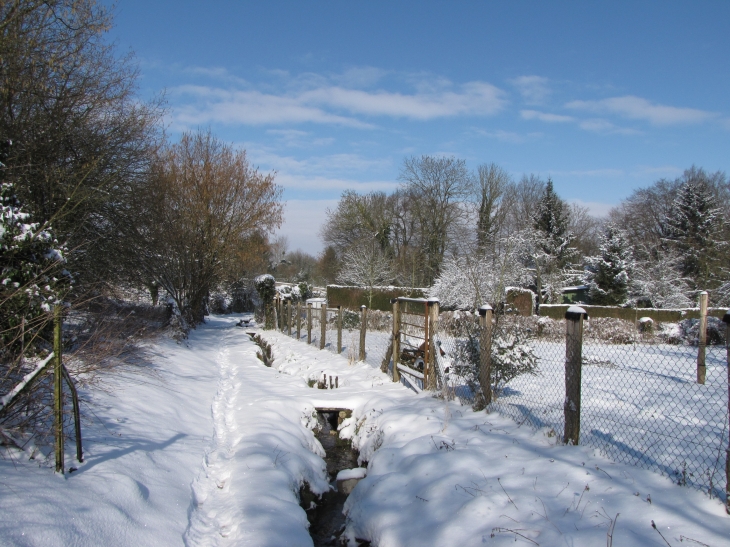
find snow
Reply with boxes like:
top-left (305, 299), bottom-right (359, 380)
top-left (1, 314), bottom-right (729, 546)
top-left (336, 468), bottom-right (367, 481)
top-left (0, 352), bottom-right (54, 410)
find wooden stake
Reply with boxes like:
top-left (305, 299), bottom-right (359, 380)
top-left (564, 307), bottom-right (586, 446)
top-left (307, 303), bottom-right (312, 344)
top-left (359, 305), bottom-right (367, 361)
top-left (697, 291), bottom-right (708, 384)
top-left (53, 305), bottom-right (64, 474)
top-left (478, 305), bottom-right (494, 406)
top-left (286, 299), bottom-right (292, 336)
top-left (426, 299), bottom-right (439, 390)
top-left (297, 301), bottom-right (302, 340)
top-left (392, 299), bottom-right (400, 382)
top-left (337, 306), bottom-right (343, 354)
top-left (320, 304), bottom-right (326, 350)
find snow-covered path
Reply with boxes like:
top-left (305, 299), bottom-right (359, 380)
top-left (2, 315), bottom-right (730, 547)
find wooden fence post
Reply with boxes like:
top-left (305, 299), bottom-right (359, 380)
top-left (320, 304), bottom-right (327, 350)
top-left (359, 305), bottom-right (367, 361)
top-left (426, 299), bottom-right (439, 390)
top-left (697, 291), bottom-right (708, 384)
top-left (564, 306), bottom-right (587, 446)
top-left (297, 301), bottom-right (302, 340)
top-left (478, 304), bottom-right (493, 406)
top-left (53, 305), bottom-right (64, 474)
top-left (722, 310), bottom-right (730, 515)
top-left (392, 299), bottom-right (400, 382)
top-left (307, 303), bottom-right (312, 344)
top-left (337, 306), bottom-right (343, 354)
top-left (286, 299), bottom-right (292, 336)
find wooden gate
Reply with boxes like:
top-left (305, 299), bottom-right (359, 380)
top-left (391, 297), bottom-right (439, 391)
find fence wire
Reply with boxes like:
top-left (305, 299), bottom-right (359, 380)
top-left (280, 305), bottom-right (391, 371)
top-left (435, 313), bottom-right (729, 502)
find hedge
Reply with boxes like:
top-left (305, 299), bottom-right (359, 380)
top-left (326, 285), bottom-right (426, 312)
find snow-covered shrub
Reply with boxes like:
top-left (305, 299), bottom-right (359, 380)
top-left (340, 309), bottom-right (360, 330)
top-left (439, 312), bottom-right (539, 402)
top-left (677, 317), bottom-right (726, 346)
top-left (209, 292), bottom-right (231, 314)
top-left (584, 318), bottom-right (638, 345)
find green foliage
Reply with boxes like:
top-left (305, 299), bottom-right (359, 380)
top-left (586, 225), bottom-right (634, 306)
top-left (254, 274), bottom-right (276, 329)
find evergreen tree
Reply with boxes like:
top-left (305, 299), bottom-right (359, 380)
top-left (534, 178), bottom-right (574, 267)
top-left (585, 225), bottom-right (634, 305)
top-left (662, 174), bottom-right (724, 291)
top-left (530, 179), bottom-right (576, 304)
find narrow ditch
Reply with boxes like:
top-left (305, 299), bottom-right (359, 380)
top-left (301, 410), bottom-right (369, 547)
top-left (246, 334), bottom-right (368, 545)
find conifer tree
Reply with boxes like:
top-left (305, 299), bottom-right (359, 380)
top-left (662, 174), bottom-right (724, 291)
top-left (586, 225), bottom-right (634, 306)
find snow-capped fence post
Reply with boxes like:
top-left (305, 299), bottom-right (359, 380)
top-left (320, 304), bottom-right (327, 350)
top-left (392, 299), bottom-right (401, 382)
top-left (723, 310), bottom-right (730, 514)
top-left (286, 299), bottom-right (292, 336)
top-left (307, 303), bottom-right (312, 344)
top-left (359, 305), bottom-right (368, 361)
top-left (296, 301), bottom-right (302, 340)
top-left (478, 304), bottom-right (494, 406)
top-left (697, 291), bottom-right (708, 384)
top-left (53, 305), bottom-right (64, 474)
top-left (564, 306), bottom-right (587, 446)
top-left (426, 299), bottom-right (439, 390)
top-left (337, 306), bottom-right (343, 354)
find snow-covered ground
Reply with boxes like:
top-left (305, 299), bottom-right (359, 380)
top-left (1, 314), bottom-right (729, 546)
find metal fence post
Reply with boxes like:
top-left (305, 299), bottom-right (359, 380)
top-left (723, 310), bottom-right (730, 515)
top-left (320, 304), bottom-right (327, 350)
top-left (307, 303), bottom-right (312, 344)
top-left (337, 306), bottom-right (343, 354)
top-left (564, 306), bottom-right (587, 446)
top-left (53, 305), bottom-right (64, 474)
top-left (359, 305), bottom-right (368, 361)
top-left (697, 291), bottom-right (708, 384)
top-left (478, 304), bottom-right (493, 406)
top-left (392, 299), bottom-right (400, 382)
top-left (426, 299), bottom-right (439, 390)
top-left (297, 301), bottom-right (302, 340)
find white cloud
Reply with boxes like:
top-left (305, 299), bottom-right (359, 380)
top-left (275, 173), bottom-right (398, 193)
top-left (277, 199), bottom-right (337, 255)
top-left (171, 86), bottom-right (373, 129)
top-left (168, 73), bottom-right (507, 128)
top-left (578, 118), bottom-right (640, 135)
top-left (510, 76), bottom-right (551, 105)
top-left (568, 199), bottom-right (615, 217)
top-left (520, 109), bottom-right (574, 123)
top-left (566, 95), bottom-right (716, 126)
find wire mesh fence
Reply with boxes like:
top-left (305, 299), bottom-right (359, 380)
top-left (435, 313), bottom-right (730, 502)
top-left (277, 302), bottom-right (391, 370)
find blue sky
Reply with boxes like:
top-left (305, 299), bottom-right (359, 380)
top-left (105, 1), bottom-right (730, 255)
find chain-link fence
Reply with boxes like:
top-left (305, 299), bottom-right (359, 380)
top-left (276, 301), bottom-right (391, 370)
top-left (435, 312), bottom-right (730, 502)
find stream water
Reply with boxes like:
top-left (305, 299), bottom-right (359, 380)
top-left (303, 411), bottom-right (363, 547)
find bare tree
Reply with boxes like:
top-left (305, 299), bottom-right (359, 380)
top-left (475, 163), bottom-right (511, 252)
top-left (124, 131), bottom-right (282, 326)
top-left (337, 245), bottom-right (395, 308)
top-left (0, 0), bottom-right (162, 285)
top-left (398, 156), bottom-right (472, 285)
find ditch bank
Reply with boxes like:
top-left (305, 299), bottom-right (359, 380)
top-left (301, 409), bottom-right (369, 547)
